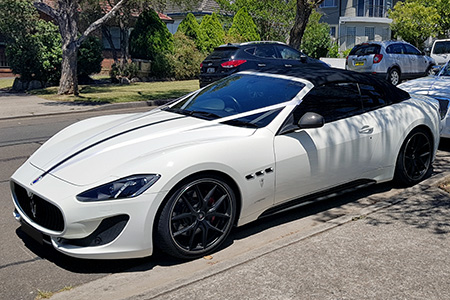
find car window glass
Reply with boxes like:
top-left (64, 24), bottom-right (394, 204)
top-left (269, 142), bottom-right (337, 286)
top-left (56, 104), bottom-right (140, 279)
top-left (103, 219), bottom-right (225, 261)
top-left (254, 46), bottom-right (278, 59)
top-left (244, 47), bottom-right (256, 56)
top-left (292, 83), bottom-right (363, 124)
top-left (434, 41), bottom-right (450, 54)
top-left (277, 46), bottom-right (301, 60)
top-left (359, 84), bottom-right (388, 111)
top-left (206, 48), bottom-right (238, 59)
top-left (386, 44), bottom-right (404, 54)
top-left (404, 44), bottom-right (421, 55)
top-left (350, 44), bottom-right (380, 55)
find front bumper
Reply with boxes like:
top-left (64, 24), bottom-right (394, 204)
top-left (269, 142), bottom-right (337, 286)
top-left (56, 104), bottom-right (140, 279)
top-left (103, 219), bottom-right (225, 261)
top-left (10, 163), bottom-right (166, 259)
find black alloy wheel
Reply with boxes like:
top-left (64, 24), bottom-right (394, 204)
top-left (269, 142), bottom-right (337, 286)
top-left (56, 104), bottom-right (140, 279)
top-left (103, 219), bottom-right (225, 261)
top-left (156, 176), bottom-right (236, 259)
top-left (395, 128), bottom-right (433, 186)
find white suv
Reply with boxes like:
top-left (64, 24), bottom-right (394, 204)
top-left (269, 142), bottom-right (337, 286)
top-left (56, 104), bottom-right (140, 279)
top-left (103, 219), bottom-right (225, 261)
top-left (346, 41), bottom-right (435, 85)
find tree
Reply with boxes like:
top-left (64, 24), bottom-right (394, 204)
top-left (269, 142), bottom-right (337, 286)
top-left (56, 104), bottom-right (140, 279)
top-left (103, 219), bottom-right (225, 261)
top-left (199, 13), bottom-right (225, 53)
top-left (228, 7), bottom-right (260, 42)
top-left (0, 0), bottom-right (62, 84)
top-left (289, 0), bottom-right (324, 49)
top-left (33, 0), bottom-right (129, 95)
top-left (129, 8), bottom-right (173, 77)
top-left (408, 0), bottom-right (450, 38)
top-left (217, 0), bottom-right (295, 42)
top-left (176, 12), bottom-right (205, 52)
top-left (32, 0), bottom-right (200, 95)
top-left (300, 10), bottom-right (330, 59)
top-left (389, 1), bottom-right (440, 48)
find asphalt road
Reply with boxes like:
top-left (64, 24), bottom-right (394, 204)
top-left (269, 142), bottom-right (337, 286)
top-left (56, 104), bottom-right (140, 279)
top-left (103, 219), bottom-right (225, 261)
top-left (1, 108), bottom-right (449, 300)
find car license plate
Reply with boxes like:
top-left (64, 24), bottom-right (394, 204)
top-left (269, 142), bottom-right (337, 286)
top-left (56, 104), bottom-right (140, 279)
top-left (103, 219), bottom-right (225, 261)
top-left (355, 61), bottom-right (364, 66)
top-left (20, 221), bottom-right (43, 245)
top-left (207, 67), bottom-right (215, 73)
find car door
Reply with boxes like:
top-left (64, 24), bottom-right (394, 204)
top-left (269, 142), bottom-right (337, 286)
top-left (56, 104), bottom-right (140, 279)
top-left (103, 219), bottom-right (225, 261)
top-left (273, 83), bottom-right (380, 204)
top-left (404, 44), bottom-right (428, 75)
top-left (387, 43), bottom-right (410, 74)
top-left (275, 45), bottom-right (306, 68)
top-left (252, 45), bottom-right (284, 70)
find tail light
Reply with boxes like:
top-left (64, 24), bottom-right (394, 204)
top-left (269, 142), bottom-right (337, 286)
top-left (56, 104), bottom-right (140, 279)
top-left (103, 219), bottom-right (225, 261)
top-left (200, 63), bottom-right (203, 68)
top-left (373, 54), bottom-right (383, 64)
top-left (221, 60), bottom-right (247, 69)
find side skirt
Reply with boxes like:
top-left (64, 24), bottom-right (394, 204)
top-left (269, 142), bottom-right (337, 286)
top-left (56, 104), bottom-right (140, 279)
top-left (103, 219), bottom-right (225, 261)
top-left (259, 179), bottom-right (376, 219)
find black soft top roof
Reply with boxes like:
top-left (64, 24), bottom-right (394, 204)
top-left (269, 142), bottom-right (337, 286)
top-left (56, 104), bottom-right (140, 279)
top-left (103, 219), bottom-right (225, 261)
top-left (253, 66), bottom-right (411, 103)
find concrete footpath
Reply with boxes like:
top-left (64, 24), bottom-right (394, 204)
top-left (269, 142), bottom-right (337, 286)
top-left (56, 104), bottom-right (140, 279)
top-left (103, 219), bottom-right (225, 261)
top-left (2, 91), bottom-right (450, 299)
top-left (0, 91), bottom-right (152, 120)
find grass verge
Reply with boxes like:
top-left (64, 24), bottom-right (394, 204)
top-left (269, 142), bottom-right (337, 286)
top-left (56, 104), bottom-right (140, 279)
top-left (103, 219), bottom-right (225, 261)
top-left (0, 78), bottom-right (14, 90)
top-left (29, 79), bottom-right (199, 103)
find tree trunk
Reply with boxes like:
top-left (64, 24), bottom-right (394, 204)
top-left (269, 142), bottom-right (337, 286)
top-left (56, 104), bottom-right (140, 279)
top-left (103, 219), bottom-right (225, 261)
top-left (59, 41), bottom-right (79, 95)
top-left (289, 0), bottom-right (313, 50)
top-left (57, 0), bottom-right (80, 95)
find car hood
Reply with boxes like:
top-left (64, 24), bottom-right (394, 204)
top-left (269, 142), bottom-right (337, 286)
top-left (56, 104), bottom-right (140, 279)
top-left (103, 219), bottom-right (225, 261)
top-left (29, 109), bottom-right (256, 186)
top-left (399, 76), bottom-right (450, 97)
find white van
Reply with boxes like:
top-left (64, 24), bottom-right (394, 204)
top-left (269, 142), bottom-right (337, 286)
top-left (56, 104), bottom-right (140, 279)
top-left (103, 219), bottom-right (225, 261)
top-left (430, 39), bottom-right (450, 65)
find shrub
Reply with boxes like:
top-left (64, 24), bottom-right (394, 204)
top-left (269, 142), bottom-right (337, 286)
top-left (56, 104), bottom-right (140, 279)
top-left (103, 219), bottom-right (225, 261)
top-left (78, 36), bottom-right (103, 78)
top-left (129, 9), bottom-right (174, 78)
top-left (228, 7), bottom-right (260, 42)
top-left (300, 10), bottom-right (330, 59)
top-left (5, 19), bottom-right (62, 84)
top-left (168, 32), bottom-right (205, 80)
top-left (129, 9), bottom-right (174, 62)
top-left (110, 61), bottom-right (139, 81)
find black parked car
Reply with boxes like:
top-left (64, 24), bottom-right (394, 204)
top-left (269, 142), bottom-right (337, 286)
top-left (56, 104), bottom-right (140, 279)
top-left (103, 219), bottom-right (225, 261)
top-left (199, 41), bottom-right (329, 87)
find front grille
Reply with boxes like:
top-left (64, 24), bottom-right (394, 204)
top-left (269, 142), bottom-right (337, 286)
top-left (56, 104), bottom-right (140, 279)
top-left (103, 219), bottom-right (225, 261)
top-left (12, 182), bottom-right (64, 232)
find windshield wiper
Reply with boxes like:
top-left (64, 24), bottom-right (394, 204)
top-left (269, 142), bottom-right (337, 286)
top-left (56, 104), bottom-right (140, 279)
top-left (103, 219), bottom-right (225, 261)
top-left (223, 119), bottom-right (259, 128)
top-left (187, 110), bottom-right (221, 120)
top-left (163, 108), bottom-right (220, 120)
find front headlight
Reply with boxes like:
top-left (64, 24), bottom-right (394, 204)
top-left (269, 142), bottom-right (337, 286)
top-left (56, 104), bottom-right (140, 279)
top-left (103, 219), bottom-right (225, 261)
top-left (76, 174), bottom-right (161, 202)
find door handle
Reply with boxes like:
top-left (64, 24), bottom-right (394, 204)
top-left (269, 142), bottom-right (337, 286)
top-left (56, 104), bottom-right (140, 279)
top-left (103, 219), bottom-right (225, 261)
top-left (258, 64), bottom-right (266, 67)
top-left (285, 64), bottom-right (293, 67)
top-left (359, 125), bottom-right (374, 134)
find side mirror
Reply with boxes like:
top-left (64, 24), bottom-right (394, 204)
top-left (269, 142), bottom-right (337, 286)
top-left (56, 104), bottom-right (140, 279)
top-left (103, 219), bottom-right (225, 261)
top-left (300, 54), bottom-right (308, 63)
top-left (431, 65), bottom-right (442, 75)
top-left (298, 112), bottom-right (325, 129)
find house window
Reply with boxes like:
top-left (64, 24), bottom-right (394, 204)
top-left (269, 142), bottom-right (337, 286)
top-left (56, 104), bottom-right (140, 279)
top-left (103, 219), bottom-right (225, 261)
top-left (102, 27), bottom-right (121, 50)
top-left (330, 27), bottom-right (336, 38)
top-left (0, 47), bottom-right (8, 67)
top-left (358, 0), bottom-right (386, 17)
top-left (347, 27), bottom-right (356, 49)
top-left (365, 27), bottom-right (375, 41)
top-left (320, 0), bottom-right (337, 7)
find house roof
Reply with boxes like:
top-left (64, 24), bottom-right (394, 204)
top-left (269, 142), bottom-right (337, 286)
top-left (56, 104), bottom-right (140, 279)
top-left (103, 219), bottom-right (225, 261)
top-left (163, 0), bottom-right (220, 15)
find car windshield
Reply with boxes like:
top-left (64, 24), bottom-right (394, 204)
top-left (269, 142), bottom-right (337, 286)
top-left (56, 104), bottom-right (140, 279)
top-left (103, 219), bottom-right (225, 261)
top-left (167, 74), bottom-right (305, 126)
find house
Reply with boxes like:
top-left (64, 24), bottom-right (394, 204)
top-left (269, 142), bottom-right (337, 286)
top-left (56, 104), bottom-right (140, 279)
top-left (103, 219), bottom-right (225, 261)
top-left (163, 0), bottom-right (220, 34)
top-left (318, 0), bottom-right (402, 51)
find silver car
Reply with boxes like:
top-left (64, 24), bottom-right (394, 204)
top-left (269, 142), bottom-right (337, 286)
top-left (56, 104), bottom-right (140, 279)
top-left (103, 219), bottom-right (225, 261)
top-left (346, 41), bottom-right (435, 85)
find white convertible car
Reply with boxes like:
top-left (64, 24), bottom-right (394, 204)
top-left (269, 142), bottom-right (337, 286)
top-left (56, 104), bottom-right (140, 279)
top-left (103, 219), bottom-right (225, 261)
top-left (399, 60), bottom-right (450, 138)
top-left (11, 67), bottom-right (441, 259)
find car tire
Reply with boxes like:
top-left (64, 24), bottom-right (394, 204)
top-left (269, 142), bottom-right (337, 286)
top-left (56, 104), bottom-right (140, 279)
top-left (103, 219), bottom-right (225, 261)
top-left (155, 175), bottom-right (236, 259)
top-left (394, 128), bottom-right (433, 186)
top-left (388, 68), bottom-right (401, 85)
